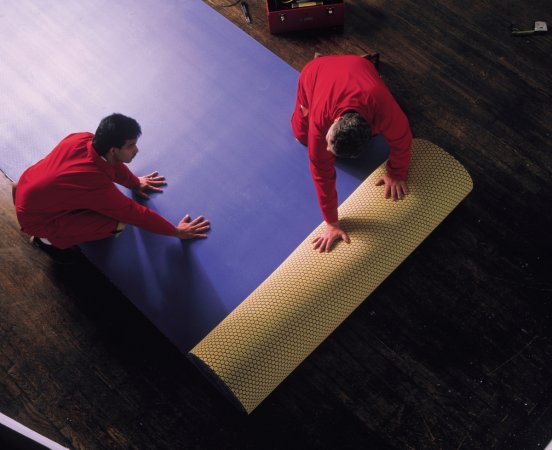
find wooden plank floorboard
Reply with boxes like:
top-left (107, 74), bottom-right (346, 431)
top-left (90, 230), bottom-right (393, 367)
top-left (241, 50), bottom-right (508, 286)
top-left (1, 0), bottom-right (551, 449)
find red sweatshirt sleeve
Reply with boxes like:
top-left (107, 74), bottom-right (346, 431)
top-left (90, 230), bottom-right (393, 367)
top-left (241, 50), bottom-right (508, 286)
top-left (61, 173), bottom-right (176, 236)
top-left (91, 183), bottom-right (176, 235)
top-left (291, 70), bottom-right (310, 145)
top-left (308, 126), bottom-right (338, 224)
top-left (372, 89), bottom-right (412, 180)
top-left (113, 162), bottom-right (140, 189)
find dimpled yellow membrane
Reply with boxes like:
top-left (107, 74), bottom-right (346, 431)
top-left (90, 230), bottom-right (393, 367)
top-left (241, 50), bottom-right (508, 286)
top-left (189, 139), bottom-right (473, 413)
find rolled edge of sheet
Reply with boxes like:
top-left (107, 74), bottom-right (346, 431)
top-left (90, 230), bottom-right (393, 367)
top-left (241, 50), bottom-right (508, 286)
top-left (189, 139), bottom-right (473, 413)
top-left (187, 352), bottom-right (248, 414)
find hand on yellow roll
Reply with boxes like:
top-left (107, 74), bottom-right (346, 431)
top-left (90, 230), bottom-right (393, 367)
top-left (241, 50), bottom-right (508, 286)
top-left (312, 221), bottom-right (350, 253)
top-left (375, 174), bottom-right (408, 200)
top-left (312, 174), bottom-right (408, 252)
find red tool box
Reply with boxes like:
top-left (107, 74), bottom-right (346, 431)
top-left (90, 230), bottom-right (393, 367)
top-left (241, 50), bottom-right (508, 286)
top-left (266, 0), bottom-right (344, 34)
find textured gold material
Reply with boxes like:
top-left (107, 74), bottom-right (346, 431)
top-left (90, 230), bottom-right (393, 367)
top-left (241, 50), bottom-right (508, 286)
top-left (189, 139), bottom-right (473, 413)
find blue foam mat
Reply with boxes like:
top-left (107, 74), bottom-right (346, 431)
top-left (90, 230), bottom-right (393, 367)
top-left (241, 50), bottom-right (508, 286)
top-left (0, 0), bottom-right (389, 350)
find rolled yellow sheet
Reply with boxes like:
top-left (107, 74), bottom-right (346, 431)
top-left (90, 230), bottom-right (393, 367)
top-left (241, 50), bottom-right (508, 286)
top-left (189, 139), bottom-right (473, 413)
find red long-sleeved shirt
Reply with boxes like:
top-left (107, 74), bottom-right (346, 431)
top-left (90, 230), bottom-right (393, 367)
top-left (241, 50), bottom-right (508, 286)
top-left (291, 55), bottom-right (412, 223)
top-left (15, 132), bottom-right (176, 248)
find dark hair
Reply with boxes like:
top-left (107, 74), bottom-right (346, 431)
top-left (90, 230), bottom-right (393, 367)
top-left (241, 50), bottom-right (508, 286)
top-left (330, 112), bottom-right (371, 158)
top-left (92, 113), bottom-right (142, 156)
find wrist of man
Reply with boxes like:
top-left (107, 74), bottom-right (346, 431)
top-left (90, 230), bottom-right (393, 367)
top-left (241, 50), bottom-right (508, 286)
top-left (386, 166), bottom-right (407, 181)
top-left (130, 175), bottom-right (141, 189)
top-left (323, 211), bottom-right (339, 224)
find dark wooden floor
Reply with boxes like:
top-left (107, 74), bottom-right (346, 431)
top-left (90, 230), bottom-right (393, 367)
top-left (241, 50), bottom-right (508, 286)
top-left (1, 1), bottom-right (551, 449)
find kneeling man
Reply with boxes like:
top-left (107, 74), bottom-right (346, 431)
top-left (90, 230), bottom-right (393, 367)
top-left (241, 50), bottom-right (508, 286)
top-left (292, 55), bottom-right (413, 252)
top-left (14, 113), bottom-right (209, 262)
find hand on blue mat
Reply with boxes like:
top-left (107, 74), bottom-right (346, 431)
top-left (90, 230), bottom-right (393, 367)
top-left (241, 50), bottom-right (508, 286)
top-left (175, 215), bottom-right (210, 240)
top-left (375, 174), bottom-right (408, 201)
top-left (133, 171), bottom-right (168, 199)
top-left (312, 221), bottom-right (350, 253)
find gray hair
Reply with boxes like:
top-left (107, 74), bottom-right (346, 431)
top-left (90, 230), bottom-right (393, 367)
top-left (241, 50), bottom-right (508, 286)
top-left (330, 112), bottom-right (371, 158)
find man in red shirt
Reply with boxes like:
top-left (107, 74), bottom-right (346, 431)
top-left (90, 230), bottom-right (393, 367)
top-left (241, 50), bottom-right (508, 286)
top-left (291, 54), bottom-right (412, 252)
top-left (14, 113), bottom-right (210, 262)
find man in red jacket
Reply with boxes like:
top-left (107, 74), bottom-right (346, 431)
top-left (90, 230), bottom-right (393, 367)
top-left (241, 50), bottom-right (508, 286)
top-left (291, 54), bottom-right (412, 252)
top-left (14, 113), bottom-right (210, 262)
